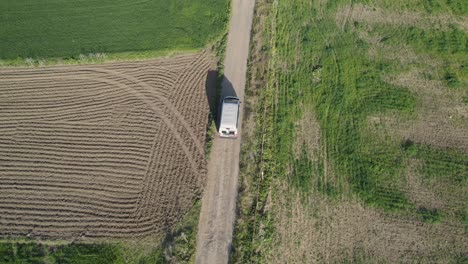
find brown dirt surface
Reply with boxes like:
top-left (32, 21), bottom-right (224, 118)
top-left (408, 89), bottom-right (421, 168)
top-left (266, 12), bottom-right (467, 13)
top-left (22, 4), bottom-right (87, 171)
top-left (195, 0), bottom-right (256, 263)
top-left (0, 51), bottom-right (216, 239)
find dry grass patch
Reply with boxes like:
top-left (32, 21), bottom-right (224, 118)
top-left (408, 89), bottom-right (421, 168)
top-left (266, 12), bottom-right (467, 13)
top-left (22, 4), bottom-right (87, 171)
top-left (336, 3), bottom-right (468, 31)
top-left (359, 31), bottom-right (443, 69)
top-left (404, 157), bottom-right (467, 221)
top-left (293, 107), bottom-right (321, 161)
top-left (404, 159), bottom-right (446, 210)
top-left (355, 4), bottom-right (467, 151)
top-left (381, 69), bottom-right (468, 151)
top-left (265, 181), bottom-right (467, 264)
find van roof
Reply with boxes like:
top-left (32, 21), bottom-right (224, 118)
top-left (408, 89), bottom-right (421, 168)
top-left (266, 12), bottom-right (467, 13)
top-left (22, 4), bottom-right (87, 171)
top-left (220, 99), bottom-right (239, 130)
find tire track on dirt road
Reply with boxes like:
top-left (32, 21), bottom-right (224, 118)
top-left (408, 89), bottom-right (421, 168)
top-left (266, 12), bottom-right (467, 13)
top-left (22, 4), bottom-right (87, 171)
top-left (195, 0), bottom-right (256, 263)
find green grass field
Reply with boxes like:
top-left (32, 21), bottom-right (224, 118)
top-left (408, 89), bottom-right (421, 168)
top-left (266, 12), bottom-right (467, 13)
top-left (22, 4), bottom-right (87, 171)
top-left (0, 241), bottom-right (164, 264)
top-left (234, 0), bottom-right (467, 262)
top-left (0, 242), bottom-right (122, 264)
top-left (0, 0), bottom-right (229, 60)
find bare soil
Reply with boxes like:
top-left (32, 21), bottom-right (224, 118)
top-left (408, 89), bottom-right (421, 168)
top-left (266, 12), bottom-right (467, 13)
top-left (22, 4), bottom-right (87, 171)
top-left (0, 52), bottom-right (216, 239)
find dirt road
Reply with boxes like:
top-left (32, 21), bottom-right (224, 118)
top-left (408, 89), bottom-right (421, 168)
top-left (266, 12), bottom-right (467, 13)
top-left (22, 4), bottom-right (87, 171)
top-left (195, 0), bottom-right (255, 263)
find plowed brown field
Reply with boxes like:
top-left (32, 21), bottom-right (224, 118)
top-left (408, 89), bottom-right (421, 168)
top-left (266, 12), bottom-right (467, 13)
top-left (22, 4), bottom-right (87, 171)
top-left (0, 52), bottom-right (215, 239)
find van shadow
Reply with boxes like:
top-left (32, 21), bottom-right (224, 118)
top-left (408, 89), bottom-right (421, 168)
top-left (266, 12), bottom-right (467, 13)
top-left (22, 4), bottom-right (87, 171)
top-left (205, 70), bottom-right (218, 115)
top-left (220, 75), bottom-right (237, 99)
top-left (205, 71), bottom-right (237, 130)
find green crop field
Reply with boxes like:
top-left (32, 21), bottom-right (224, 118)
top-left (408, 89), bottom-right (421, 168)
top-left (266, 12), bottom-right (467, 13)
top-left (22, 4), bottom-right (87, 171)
top-left (0, 0), bottom-right (229, 60)
top-left (0, 242), bottom-right (132, 264)
top-left (234, 0), bottom-right (467, 262)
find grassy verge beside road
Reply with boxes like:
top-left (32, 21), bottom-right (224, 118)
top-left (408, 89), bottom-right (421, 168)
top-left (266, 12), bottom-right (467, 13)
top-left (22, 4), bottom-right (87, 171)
top-left (233, 0), bottom-right (467, 262)
top-left (0, 48), bottom-right (199, 67)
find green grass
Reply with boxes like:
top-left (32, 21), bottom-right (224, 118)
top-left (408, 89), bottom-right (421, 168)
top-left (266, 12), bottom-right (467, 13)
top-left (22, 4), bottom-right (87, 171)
top-left (403, 141), bottom-right (468, 184)
top-left (267, 0), bottom-right (418, 211)
top-left (0, 202), bottom-right (203, 264)
top-left (0, 0), bottom-right (229, 60)
top-left (0, 48), bottom-right (199, 67)
top-left (402, 142), bottom-right (467, 226)
top-left (369, 24), bottom-right (468, 88)
top-left (240, 0), bottom-right (466, 212)
top-left (0, 242), bottom-right (131, 264)
top-left (233, 0), bottom-right (467, 262)
top-left (455, 207), bottom-right (468, 227)
top-left (159, 201), bottom-right (203, 263)
top-left (417, 207), bottom-right (444, 223)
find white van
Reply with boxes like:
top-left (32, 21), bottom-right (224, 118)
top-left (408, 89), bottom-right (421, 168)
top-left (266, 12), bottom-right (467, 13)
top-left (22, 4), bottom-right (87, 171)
top-left (219, 96), bottom-right (240, 138)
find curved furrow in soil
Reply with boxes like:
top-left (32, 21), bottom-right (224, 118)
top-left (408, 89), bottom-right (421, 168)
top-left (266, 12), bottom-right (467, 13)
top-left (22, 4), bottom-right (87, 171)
top-left (0, 189), bottom-right (139, 205)
top-left (0, 51), bottom-right (213, 239)
top-left (169, 52), bottom-right (213, 146)
top-left (82, 67), bottom-right (206, 159)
